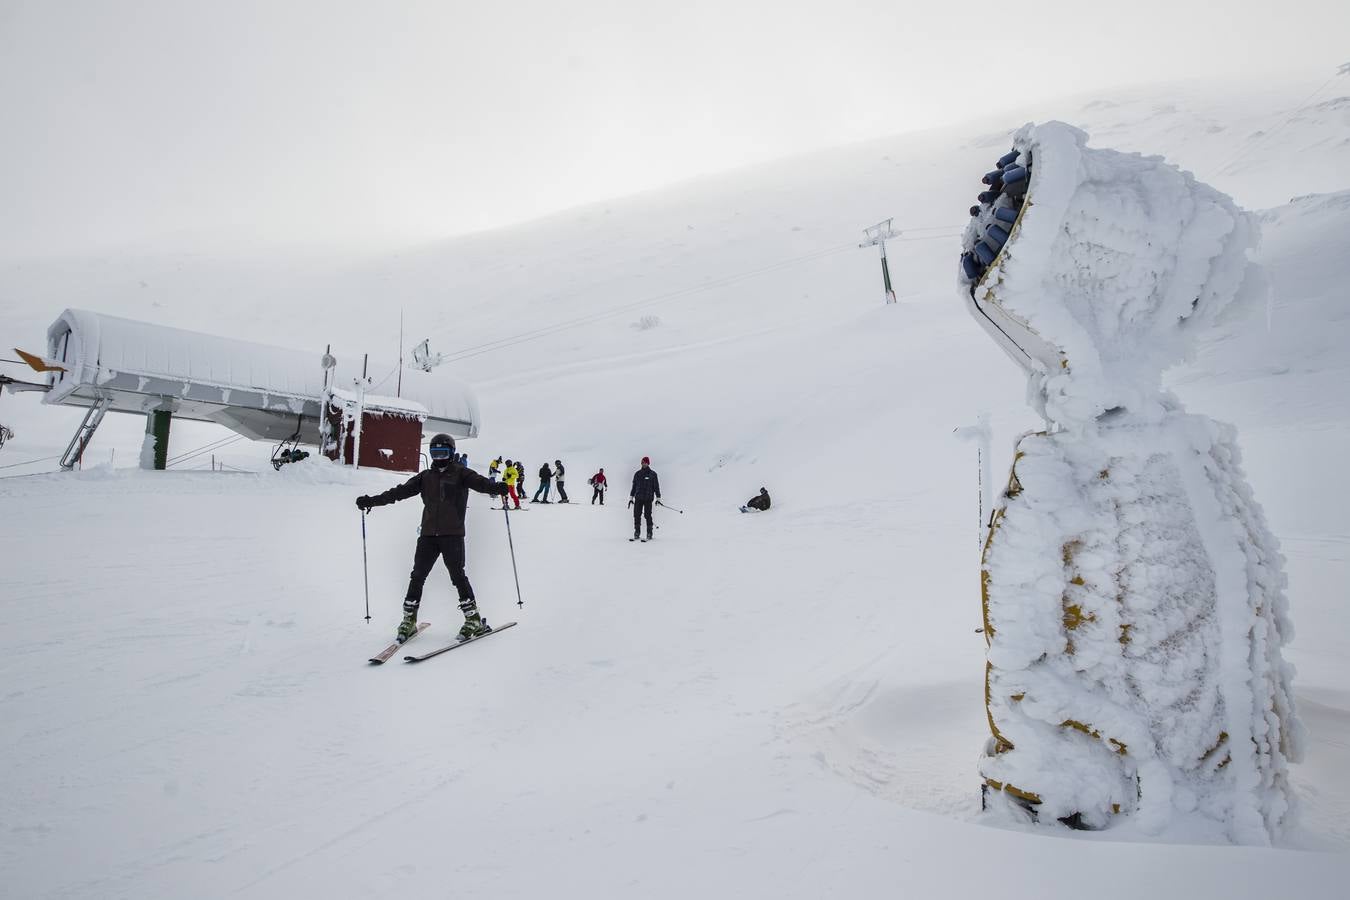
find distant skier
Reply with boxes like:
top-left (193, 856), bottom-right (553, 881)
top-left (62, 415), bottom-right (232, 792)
top-left (489, 456), bottom-right (502, 482)
top-left (517, 463), bottom-right (528, 503)
top-left (590, 468), bottom-right (608, 505)
top-left (533, 462), bottom-right (554, 503)
top-left (502, 459), bottom-right (522, 509)
top-left (355, 433), bottom-right (510, 643)
top-left (741, 487), bottom-right (771, 513)
top-left (629, 456), bottom-right (661, 541)
top-left (554, 459), bottom-right (569, 503)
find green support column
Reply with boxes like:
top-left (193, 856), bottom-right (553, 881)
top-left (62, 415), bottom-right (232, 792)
top-left (142, 409), bottom-right (172, 470)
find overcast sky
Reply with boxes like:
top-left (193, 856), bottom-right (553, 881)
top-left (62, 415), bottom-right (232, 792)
top-left (1, 0), bottom-right (1345, 257)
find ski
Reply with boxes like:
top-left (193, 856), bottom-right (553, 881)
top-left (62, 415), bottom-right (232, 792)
top-left (369, 622), bottom-right (431, 664)
top-left (403, 621), bottom-right (518, 662)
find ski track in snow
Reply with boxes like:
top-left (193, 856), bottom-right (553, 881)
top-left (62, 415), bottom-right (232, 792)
top-left (2, 76), bottom-right (1350, 896)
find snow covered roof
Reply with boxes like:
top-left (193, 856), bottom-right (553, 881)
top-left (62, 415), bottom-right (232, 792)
top-left (328, 386), bottom-right (429, 418)
top-left (43, 308), bottom-right (478, 440)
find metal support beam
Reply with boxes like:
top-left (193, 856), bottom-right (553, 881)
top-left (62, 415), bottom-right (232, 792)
top-left (60, 395), bottom-right (112, 470)
top-left (141, 408), bottom-right (172, 470)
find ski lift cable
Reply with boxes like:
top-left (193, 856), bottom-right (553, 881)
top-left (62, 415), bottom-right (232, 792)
top-left (167, 438), bottom-right (243, 469)
top-left (438, 241), bottom-right (861, 364)
top-left (166, 435), bottom-right (245, 468)
top-left (165, 433), bottom-right (241, 465)
top-left (1214, 70), bottom-right (1341, 174)
top-left (437, 228), bottom-right (966, 364)
top-left (0, 450), bottom-right (60, 472)
top-left (439, 241), bottom-right (857, 359)
top-left (0, 468), bottom-right (61, 480)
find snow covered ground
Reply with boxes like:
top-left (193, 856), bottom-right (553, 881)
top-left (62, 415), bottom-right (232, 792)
top-left (2, 74), bottom-right (1349, 896)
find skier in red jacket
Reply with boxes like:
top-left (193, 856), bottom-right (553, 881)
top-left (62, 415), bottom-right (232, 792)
top-left (589, 468), bottom-right (608, 505)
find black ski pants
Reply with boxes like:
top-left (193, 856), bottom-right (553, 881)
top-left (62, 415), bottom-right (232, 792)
top-left (405, 534), bottom-right (473, 611)
top-left (592, 486), bottom-right (605, 504)
top-left (556, 479), bottom-right (568, 502)
top-left (633, 497), bottom-right (654, 537)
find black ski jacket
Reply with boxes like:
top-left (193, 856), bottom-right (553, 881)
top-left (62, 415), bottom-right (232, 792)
top-left (539, 464), bottom-right (553, 482)
top-left (630, 467), bottom-right (661, 501)
top-left (747, 491), bottom-right (771, 511)
top-left (367, 464), bottom-right (501, 536)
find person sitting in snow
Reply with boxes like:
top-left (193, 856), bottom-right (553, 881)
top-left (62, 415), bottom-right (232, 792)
top-left (741, 487), bottom-right (771, 513)
top-left (355, 433), bottom-right (510, 643)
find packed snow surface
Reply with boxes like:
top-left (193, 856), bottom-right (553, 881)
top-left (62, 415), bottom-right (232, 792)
top-left (2, 76), bottom-right (1349, 897)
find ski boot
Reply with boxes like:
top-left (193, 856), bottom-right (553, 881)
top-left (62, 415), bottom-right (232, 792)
top-left (456, 598), bottom-right (491, 642)
top-left (396, 611), bottom-right (419, 643)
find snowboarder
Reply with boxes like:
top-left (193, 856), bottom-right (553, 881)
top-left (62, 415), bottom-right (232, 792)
top-left (590, 468), bottom-right (607, 505)
top-left (355, 433), bottom-right (510, 643)
top-left (554, 459), bottom-right (569, 503)
top-left (502, 459), bottom-right (522, 509)
top-left (741, 487), bottom-right (771, 513)
top-left (533, 462), bottom-right (553, 503)
top-left (629, 456), bottom-right (660, 541)
top-left (489, 456), bottom-right (502, 482)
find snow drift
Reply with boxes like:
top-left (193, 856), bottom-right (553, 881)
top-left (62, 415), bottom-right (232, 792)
top-left (965, 122), bottom-right (1303, 841)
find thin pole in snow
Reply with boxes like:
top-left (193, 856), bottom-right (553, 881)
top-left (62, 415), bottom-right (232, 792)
top-left (977, 446), bottom-right (983, 553)
top-left (353, 353), bottom-right (369, 471)
top-left (503, 507), bottom-right (524, 608)
top-left (397, 310), bottom-right (404, 398)
top-left (361, 510), bottom-right (371, 622)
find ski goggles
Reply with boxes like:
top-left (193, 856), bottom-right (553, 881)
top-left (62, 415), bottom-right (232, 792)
top-left (429, 446), bottom-right (454, 460)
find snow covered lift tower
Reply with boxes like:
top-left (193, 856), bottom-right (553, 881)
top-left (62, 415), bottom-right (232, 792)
top-left (28, 309), bottom-right (479, 471)
top-left (958, 124), bottom-right (1301, 842)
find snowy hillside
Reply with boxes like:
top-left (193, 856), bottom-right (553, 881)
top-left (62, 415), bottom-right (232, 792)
top-left (2, 74), bottom-right (1349, 896)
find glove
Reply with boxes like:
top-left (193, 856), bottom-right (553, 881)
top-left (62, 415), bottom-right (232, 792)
top-left (356, 495), bottom-right (374, 511)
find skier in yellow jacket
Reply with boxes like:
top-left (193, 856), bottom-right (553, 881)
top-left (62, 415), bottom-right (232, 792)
top-left (501, 460), bottom-right (522, 510)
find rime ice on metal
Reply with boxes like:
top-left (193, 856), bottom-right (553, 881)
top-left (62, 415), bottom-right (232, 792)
top-left (961, 123), bottom-right (1302, 842)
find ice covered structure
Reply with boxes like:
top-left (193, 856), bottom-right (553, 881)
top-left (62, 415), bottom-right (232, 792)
top-left (959, 123), bottom-right (1302, 842)
top-left (33, 309), bottom-right (479, 471)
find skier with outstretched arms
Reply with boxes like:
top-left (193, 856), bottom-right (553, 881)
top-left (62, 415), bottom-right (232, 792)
top-left (629, 456), bottom-right (660, 541)
top-left (356, 433), bottom-right (510, 643)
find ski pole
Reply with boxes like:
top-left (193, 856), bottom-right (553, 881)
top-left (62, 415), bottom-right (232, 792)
top-left (503, 506), bottom-right (525, 608)
top-left (656, 500), bottom-right (684, 514)
top-left (361, 509), bottom-right (371, 623)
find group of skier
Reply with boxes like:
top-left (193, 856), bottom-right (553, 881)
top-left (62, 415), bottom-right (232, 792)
top-left (486, 456), bottom-right (572, 508)
top-left (357, 438), bottom-right (768, 648)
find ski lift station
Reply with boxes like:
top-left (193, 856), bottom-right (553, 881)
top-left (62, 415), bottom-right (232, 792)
top-left (19, 309), bottom-right (480, 472)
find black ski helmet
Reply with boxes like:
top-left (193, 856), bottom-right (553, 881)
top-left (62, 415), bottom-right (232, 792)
top-left (429, 433), bottom-right (456, 464)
